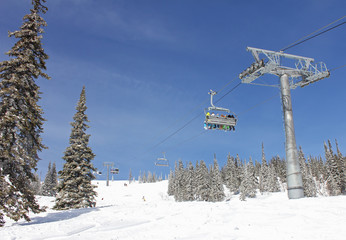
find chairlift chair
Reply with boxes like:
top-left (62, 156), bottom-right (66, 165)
top-left (155, 152), bottom-right (169, 167)
top-left (110, 168), bottom-right (119, 174)
top-left (204, 90), bottom-right (237, 131)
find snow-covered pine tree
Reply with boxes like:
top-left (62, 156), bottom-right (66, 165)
top-left (195, 160), bottom-right (211, 201)
top-left (239, 159), bottom-right (257, 201)
top-left (30, 172), bottom-right (42, 195)
top-left (259, 144), bottom-right (270, 193)
top-left (224, 155), bottom-right (240, 194)
top-left (174, 160), bottom-right (185, 201)
top-left (51, 162), bottom-right (58, 191)
top-left (129, 168), bottom-right (133, 184)
top-left (167, 170), bottom-right (175, 196)
top-left (270, 155), bottom-right (286, 183)
top-left (298, 147), bottom-right (317, 197)
top-left (54, 87), bottom-right (97, 210)
top-left (147, 171), bottom-right (153, 183)
top-left (138, 171), bottom-right (142, 183)
top-left (254, 160), bottom-right (261, 179)
top-left (142, 171), bottom-right (147, 183)
top-left (267, 163), bottom-right (280, 193)
top-left (235, 154), bottom-right (244, 188)
top-left (335, 140), bottom-right (345, 194)
top-left (0, 0), bottom-right (49, 226)
top-left (42, 162), bottom-right (58, 196)
top-left (324, 141), bottom-right (342, 195)
top-left (184, 162), bottom-right (195, 201)
top-left (210, 158), bottom-right (225, 202)
top-left (41, 162), bottom-right (51, 196)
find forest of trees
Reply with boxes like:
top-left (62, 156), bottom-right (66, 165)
top-left (137, 170), bottom-right (164, 183)
top-left (168, 141), bottom-right (345, 202)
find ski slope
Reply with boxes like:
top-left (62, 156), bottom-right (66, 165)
top-left (1, 180), bottom-right (345, 240)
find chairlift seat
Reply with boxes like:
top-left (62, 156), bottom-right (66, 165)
top-left (204, 90), bottom-right (238, 131)
top-left (155, 153), bottom-right (169, 167)
top-left (205, 115), bottom-right (236, 126)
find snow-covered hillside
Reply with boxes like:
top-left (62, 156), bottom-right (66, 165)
top-left (1, 180), bottom-right (345, 240)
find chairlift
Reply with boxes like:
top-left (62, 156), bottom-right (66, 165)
top-left (204, 90), bottom-right (237, 131)
top-left (155, 152), bottom-right (169, 167)
top-left (110, 168), bottom-right (119, 174)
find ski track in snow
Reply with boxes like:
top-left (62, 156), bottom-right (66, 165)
top-left (1, 180), bottom-right (345, 240)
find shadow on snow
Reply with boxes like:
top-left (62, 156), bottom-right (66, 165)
top-left (17, 206), bottom-right (114, 226)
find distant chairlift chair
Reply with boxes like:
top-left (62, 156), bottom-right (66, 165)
top-left (110, 168), bottom-right (119, 174)
top-left (155, 152), bottom-right (169, 167)
top-left (204, 90), bottom-right (237, 131)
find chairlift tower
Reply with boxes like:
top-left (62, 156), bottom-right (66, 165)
top-left (239, 47), bottom-right (330, 199)
top-left (103, 162), bottom-right (114, 186)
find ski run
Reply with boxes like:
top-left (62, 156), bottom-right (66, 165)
top-left (1, 180), bottom-right (345, 240)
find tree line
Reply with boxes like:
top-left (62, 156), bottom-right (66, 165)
top-left (168, 141), bottom-right (345, 202)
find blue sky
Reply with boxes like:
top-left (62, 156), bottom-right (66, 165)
top-left (0, 0), bottom-right (345, 180)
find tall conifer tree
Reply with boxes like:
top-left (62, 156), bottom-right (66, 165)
top-left (210, 158), bottom-right (225, 202)
top-left (54, 87), bottom-right (97, 210)
top-left (42, 162), bottom-right (58, 196)
top-left (324, 141), bottom-right (342, 195)
top-left (0, 0), bottom-right (49, 226)
top-left (298, 147), bottom-right (317, 197)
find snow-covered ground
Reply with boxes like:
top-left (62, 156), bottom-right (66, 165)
top-left (1, 180), bottom-right (345, 240)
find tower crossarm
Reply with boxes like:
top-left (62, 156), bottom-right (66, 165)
top-left (239, 47), bottom-right (330, 89)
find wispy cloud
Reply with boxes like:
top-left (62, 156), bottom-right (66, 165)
top-left (49, 0), bottom-right (176, 43)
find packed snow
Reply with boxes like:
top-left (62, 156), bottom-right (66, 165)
top-left (1, 180), bottom-right (345, 240)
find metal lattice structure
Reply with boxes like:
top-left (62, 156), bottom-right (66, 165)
top-left (239, 47), bottom-right (330, 89)
top-left (239, 47), bottom-right (330, 199)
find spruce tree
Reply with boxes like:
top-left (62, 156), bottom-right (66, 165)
top-left (30, 172), bottom-right (42, 195)
top-left (174, 160), bottom-right (185, 201)
top-left (224, 155), bottom-right (240, 194)
top-left (128, 168), bottom-right (133, 184)
top-left (335, 140), bottom-right (345, 194)
top-left (324, 141), bottom-right (342, 195)
top-left (42, 162), bottom-right (58, 196)
top-left (167, 170), bottom-right (175, 196)
top-left (41, 162), bottom-right (52, 196)
top-left (195, 160), bottom-right (210, 201)
top-left (54, 87), bottom-right (97, 210)
top-left (184, 162), bottom-right (195, 201)
top-left (0, 0), bottom-right (49, 226)
top-left (298, 147), bottom-right (317, 197)
top-left (239, 159), bottom-right (257, 201)
top-left (267, 164), bottom-right (280, 192)
top-left (259, 144), bottom-right (270, 193)
top-left (210, 158), bottom-right (225, 202)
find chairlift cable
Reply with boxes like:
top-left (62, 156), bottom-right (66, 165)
top-left (150, 76), bottom-right (240, 143)
top-left (280, 16), bottom-right (345, 52)
top-left (329, 64), bottom-right (346, 72)
top-left (149, 112), bottom-right (203, 151)
top-left (214, 81), bottom-right (242, 105)
top-left (150, 80), bottom-right (242, 148)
